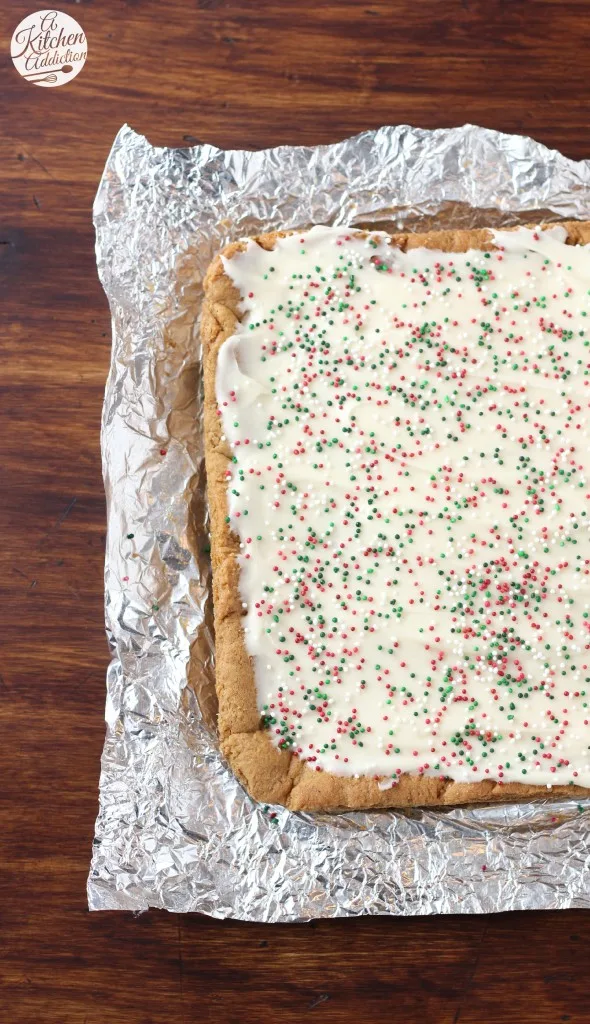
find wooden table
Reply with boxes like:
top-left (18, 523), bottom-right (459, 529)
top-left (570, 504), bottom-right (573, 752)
top-left (3, 1), bottom-right (590, 1020)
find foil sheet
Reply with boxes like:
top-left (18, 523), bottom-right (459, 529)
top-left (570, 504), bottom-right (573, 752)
top-left (89, 123), bottom-right (590, 918)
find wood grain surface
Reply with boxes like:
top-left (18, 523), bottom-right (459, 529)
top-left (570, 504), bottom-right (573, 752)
top-left (2, 1), bottom-right (590, 1021)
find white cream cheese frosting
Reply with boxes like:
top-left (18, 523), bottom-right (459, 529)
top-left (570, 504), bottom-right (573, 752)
top-left (215, 225), bottom-right (590, 789)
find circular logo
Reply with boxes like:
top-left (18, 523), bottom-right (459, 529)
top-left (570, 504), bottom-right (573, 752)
top-left (11, 10), bottom-right (87, 88)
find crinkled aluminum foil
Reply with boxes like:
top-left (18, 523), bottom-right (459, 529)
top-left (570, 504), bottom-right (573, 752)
top-left (88, 123), bottom-right (590, 918)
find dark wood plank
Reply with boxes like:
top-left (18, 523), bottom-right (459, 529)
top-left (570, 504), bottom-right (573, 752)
top-left (3, 0), bottom-right (590, 1020)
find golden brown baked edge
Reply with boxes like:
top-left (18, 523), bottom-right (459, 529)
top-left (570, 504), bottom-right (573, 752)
top-left (201, 221), bottom-right (590, 812)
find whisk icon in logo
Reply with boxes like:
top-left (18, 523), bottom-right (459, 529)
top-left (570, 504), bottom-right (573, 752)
top-left (11, 10), bottom-right (87, 87)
